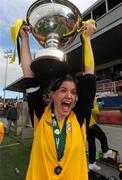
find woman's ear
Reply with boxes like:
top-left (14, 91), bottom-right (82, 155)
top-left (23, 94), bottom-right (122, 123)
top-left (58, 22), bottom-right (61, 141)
top-left (48, 91), bottom-right (53, 99)
top-left (76, 95), bottom-right (78, 102)
top-left (50, 91), bottom-right (55, 101)
top-left (73, 96), bottom-right (78, 108)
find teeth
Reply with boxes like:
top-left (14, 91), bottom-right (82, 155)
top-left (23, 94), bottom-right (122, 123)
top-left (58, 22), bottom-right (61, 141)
top-left (62, 102), bottom-right (70, 106)
top-left (63, 101), bottom-right (71, 104)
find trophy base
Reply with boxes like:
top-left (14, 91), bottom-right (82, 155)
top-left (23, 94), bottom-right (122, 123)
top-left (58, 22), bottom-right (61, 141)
top-left (31, 58), bottom-right (69, 78)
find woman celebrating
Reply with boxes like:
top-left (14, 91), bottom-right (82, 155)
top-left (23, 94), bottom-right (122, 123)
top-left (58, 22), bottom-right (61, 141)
top-left (19, 19), bottom-right (96, 180)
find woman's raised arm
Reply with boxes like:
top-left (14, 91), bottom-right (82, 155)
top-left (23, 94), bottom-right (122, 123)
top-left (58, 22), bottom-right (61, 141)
top-left (81, 19), bottom-right (96, 74)
top-left (19, 25), bottom-right (34, 78)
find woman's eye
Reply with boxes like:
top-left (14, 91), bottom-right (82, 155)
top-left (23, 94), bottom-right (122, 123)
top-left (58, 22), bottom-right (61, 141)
top-left (60, 89), bottom-right (67, 93)
top-left (59, 88), bottom-right (76, 96)
top-left (71, 90), bottom-right (77, 95)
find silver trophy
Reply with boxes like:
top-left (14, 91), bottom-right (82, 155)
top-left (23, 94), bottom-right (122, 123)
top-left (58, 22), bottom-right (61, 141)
top-left (26, 0), bottom-right (82, 76)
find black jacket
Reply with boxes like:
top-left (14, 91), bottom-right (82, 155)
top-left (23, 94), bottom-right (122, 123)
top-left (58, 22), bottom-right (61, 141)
top-left (7, 107), bottom-right (18, 121)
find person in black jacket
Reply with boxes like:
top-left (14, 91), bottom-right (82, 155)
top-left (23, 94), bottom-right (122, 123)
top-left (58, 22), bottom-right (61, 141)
top-left (6, 103), bottom-right (18, 134)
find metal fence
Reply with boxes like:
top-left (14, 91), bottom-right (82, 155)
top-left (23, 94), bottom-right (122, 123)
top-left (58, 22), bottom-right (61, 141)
top-left (96, 80), bottom-right (122, 94)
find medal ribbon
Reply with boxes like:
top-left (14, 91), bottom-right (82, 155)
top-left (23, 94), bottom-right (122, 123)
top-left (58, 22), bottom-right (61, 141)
top-left (51, 112), bottom-right (67, 161)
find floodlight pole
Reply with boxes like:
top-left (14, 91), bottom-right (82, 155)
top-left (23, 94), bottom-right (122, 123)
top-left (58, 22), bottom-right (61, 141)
top-left (3, 49), bottom-right (12, 104)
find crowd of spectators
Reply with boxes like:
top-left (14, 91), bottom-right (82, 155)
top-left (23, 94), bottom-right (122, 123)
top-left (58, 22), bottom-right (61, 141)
top-left (0, 101), bottom-right (17, 117)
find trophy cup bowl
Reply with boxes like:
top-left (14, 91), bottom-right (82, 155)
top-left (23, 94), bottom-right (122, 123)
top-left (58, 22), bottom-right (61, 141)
top-left (26, 0), bottom-right (82, 77)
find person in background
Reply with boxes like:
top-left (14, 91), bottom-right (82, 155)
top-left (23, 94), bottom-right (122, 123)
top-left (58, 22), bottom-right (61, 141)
top-left (0, 103), bottom-right (5, 116)
top-left (19, 18), bottom-right (96, 180)
top-left (6, 103), bottom-right (18, 135)
top-left (87, 98), bottom-right (112, 171)
top-left (0, 121), bottom-right (4, 144)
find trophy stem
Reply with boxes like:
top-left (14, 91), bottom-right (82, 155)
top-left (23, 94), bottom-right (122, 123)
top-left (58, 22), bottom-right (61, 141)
top-left (45, 33), bottom-right (59, 48)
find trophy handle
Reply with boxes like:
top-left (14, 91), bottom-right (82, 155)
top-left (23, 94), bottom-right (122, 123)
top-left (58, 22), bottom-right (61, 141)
top-left (61, 15), bottom-right (83, 39)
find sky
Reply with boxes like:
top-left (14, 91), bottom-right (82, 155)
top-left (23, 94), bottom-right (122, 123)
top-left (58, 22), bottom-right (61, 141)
top-left (0, 0), bottom-right (98, 99)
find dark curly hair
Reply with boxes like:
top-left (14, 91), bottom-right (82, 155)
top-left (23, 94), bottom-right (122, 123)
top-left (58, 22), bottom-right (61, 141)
top-left (49, 74), bottom-right (78, 92)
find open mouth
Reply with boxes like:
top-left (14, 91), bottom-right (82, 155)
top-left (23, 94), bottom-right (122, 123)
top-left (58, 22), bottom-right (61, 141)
top-left (61, 102), bottom-right (72, 112)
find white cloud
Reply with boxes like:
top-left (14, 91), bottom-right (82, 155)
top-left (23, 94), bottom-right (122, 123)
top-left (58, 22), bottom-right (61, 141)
top-left (69, 0), bottom-right (97, 13)
top-left (0, 51), bottom-right (23, 88)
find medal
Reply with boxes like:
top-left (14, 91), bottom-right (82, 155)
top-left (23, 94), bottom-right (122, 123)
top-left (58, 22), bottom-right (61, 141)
top-left (54, 166), bottom-right (62, 175)
top-left (54, 129), bottom-right (60, 135)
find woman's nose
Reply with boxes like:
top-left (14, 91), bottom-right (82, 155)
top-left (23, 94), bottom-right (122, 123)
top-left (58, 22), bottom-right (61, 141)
top-left (66, 91), bottom-right (72, 98)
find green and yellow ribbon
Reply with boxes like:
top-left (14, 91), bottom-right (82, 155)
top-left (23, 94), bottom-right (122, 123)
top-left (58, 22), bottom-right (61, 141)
top-left (10, 18), bottom-right (24, 64)
top-left (81, 19), bottom-right (96, 69)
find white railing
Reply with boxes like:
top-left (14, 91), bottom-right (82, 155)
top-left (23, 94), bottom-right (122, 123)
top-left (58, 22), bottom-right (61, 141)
top-left (96, 80), bottom-right (122, 93)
